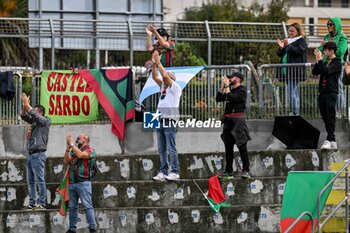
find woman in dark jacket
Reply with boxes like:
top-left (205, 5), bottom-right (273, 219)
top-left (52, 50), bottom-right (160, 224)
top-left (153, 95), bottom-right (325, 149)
top-left (277, 23), bottom-right (308, 115)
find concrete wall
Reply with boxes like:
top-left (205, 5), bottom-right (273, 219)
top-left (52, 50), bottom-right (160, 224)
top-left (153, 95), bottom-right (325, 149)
top-left (1, 150), bottom-right (348, 233)
top-left (0, 119), bottom-right (349, 158)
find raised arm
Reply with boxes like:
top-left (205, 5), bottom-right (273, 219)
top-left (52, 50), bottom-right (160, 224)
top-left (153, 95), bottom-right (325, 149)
top-left (145, 25), bottom-right (154, 52)
top-left (149, 25), bottom-right (171, 49)
top-left (64, 132), bottom-right (90, 164)
top-left (20, 93), bottom-right (33, 124)
top-left (216, 76), bottom-right (230, 102)
top-left (152, 51), bottom-right (173, 87)
top-left (151, 52), bottom-right (163, 88)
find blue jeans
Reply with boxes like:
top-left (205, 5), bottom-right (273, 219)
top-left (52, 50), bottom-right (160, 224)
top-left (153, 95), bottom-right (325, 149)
top-left (156, 122), bottom-right (179, 175)
top-left (286, 79), bottom-right (300, 115)
top-left (27, 152), bottom-right (46, 206)
top-left (68, 181), bottom-right (96, 232)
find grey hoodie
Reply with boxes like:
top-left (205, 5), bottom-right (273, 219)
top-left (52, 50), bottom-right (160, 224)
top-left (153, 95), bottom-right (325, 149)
top-left (21, 108), bottom-right (51, 153)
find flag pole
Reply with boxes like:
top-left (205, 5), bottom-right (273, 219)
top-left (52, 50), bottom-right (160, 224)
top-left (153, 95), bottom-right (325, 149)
top-left (191, 178), bottom-right (217, 211)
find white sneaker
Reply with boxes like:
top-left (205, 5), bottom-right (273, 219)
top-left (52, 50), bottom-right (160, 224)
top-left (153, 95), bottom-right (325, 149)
top-left (153, 172), bottom-right (166, 181)
top-left (165, 172), bottom-right (180, 181)
top-left (330, 141), bottom-right (337, 149)
top-left (321, 140), bottom-right (331, 149)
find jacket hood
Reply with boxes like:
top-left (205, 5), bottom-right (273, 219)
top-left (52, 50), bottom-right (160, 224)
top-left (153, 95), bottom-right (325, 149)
top-left (329, 17), bottom-right (342, 36)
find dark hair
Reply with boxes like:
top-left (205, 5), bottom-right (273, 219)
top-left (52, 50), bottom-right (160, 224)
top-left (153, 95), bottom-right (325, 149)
top-left (34, 104), bottom-right (45, 116)
top-left (157, 28), bottom-right (170, 39)
top-left (323, 42), bottom-right (338, 53)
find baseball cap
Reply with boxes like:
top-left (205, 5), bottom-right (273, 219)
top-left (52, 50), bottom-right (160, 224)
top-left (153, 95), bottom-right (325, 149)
top-left (167, 71), bottom-right (176, 81)
top-left (227, 71), bottom-right (244, 81)
top-left (157, 28), bottom-right (170, 38)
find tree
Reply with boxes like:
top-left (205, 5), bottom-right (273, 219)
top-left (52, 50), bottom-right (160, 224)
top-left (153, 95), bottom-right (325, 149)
top-left (0, 0), bottom-right (37, 67)
top-left (173, 42), bottom-right (206, 66)
top-left (181, 0), bottom-right (290, 65)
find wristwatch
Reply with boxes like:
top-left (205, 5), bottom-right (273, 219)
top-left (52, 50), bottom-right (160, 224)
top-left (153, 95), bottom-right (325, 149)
top-left (70, 143), bottom-right (74, 148)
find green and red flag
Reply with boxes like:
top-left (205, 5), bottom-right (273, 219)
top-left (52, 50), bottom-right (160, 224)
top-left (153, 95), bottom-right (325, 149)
top-left (40, 70), bottom-right (99, 123)
top-left (207, 175), bottom-right (231, 212)
top-left (280, 171), bottom-right (336, 233)
top-left (56, 169), bottom-right (70, 216)
top-left (79, 68), bottom-right (135, 139)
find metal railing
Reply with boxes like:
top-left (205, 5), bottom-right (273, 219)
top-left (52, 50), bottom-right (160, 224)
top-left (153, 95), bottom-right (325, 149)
top-left (134, 64), bottom-right (254, 121)
top-left (1, 17), bottom-right (350, 69)
top-left (317, 160), bottom-right (350, 233)
top-left (0, 67), bottom-right (30, 125)
top-left (1, 62), bottom-right (348, 125)
top-left (285, 161), bottom-right (350, 233)
top-left (257, 63), bottom-right (349, 119)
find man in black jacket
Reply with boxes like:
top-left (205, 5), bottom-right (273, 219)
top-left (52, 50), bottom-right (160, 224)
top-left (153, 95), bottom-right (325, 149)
top-left (312, 42), bottom-right (342, 149)
top-left (216, 72), bottom-right (251, 179)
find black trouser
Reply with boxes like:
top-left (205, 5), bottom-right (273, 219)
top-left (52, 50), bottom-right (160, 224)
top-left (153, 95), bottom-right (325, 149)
top-left (318, 93), bottom-right (337, 141)
top-left (222, 120), bottom-right (250, 173)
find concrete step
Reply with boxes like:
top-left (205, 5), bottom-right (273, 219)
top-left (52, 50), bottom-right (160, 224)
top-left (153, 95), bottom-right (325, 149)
top-left (0, 178), bottom-right (286, 211)
top-left (0, 150), bottom-right (339, 185)
top-left (1, 205), bottom-right (282, 233)
top-left (0, 149), bottom-right (347, 232)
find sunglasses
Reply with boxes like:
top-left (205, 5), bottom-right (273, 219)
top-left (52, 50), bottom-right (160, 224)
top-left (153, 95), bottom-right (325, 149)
top-left (327, 23), bottom-right (334, 27)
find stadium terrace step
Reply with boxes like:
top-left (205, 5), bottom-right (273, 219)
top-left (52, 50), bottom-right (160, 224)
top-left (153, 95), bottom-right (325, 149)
top-left (0, 150), bottom-right (343, 184)
top-left (1, 178), bottom-right (286, 211)
top-left (1, 205), bottom-right (281, 233)
top-left (0, 149), bottom-right (349, 232)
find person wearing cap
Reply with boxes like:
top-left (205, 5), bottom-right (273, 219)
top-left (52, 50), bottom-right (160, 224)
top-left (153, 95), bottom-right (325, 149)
top-left (151, 51), bottom-right (182, 181)
top-left (146, 25), bottom-right (175, 67)
top-left (216, 72), bottom-right (251, 179)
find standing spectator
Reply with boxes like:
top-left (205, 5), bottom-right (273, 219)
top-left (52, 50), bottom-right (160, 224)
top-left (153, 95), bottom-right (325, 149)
top-left (216, 72), bottom-right (251, 179)
top-left (64, 132), bottom-right (97, 233)
top-left (146, 25), bottom-right (175, 67)
top-left (20, 93), bottom-right (51, 211)
top-left (318, 17), bottom-right (348, 118)
top-left (277, 23), bottom-right (308, 115)
top-left (151, 51), bottom-right (182, 181)
top-left (313, 42), bottom-right (342, 149)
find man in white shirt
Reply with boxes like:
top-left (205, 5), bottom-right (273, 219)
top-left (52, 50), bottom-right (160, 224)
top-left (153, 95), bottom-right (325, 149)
top-left (151, 51), bottom-right (182, 181)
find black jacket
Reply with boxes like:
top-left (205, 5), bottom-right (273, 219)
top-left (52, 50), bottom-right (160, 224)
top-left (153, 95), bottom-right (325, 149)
top-left (276, 37), bottom-right (308, 81)
top-left (312, 57), bottom-right (342, 94)
top-left (0, 71), bottom-right (15, 100)
top-left (216, 85), bottom-right (250, 146)
top-left (215, 85), bottom-right (247, 114)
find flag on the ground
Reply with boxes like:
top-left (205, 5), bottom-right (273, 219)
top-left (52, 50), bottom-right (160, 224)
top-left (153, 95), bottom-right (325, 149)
top-left (139, 66), bottom-right (205, 103)
top-left (56, 169), bottom-right (70, 216)
top-left (79, 69), bottom-right (135, 139)
top-left (280, 171), bottom-right (336, 233)
top-left (207, 175), bottom-right (231, 212)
